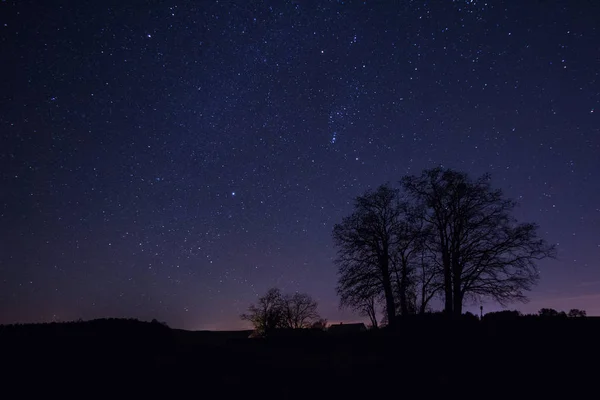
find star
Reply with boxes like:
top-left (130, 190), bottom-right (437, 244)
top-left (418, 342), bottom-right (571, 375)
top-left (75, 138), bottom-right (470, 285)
top-left (0, 0), bottom-right (597, 328)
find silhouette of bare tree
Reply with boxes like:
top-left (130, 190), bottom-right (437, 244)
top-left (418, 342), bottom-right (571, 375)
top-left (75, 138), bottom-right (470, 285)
top-left (282, 292), bottom-right (321, 329)
top-left (402, 168), bottom-right (556, 315)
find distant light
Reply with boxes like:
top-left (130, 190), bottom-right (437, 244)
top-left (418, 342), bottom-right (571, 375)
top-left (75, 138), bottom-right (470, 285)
top-left (232, 192), bottom-right (236, 196)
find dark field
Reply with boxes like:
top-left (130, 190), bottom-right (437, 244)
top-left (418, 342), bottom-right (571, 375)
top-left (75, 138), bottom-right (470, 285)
top-left (1, 317), bottom-right (597, 397)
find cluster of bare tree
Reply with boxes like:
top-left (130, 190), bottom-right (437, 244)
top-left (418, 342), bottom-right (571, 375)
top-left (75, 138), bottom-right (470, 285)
top-left (241, 288), bottom-right (324, 336)
top-left (538, 308), bottom-right (587, 318)
top-left (333, 167), bottom-right (556, 326)
top-left (483, 309), bottom-right (588, 321)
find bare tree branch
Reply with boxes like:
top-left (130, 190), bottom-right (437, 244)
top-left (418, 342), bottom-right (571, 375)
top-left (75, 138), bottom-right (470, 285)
top-left (401, 167), bottom-right (556, 315)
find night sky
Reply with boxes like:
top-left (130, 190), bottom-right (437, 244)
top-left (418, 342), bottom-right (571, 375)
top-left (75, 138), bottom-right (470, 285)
top-left (1, 1), bottom-right (598, 330)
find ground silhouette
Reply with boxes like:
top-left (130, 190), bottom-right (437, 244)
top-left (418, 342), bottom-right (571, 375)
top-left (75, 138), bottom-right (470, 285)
top-left (2, 315), bottom-right (598, 397)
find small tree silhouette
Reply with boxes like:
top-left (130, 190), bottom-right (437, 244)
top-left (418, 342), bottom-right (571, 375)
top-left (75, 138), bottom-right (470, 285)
top-left (282, 292), bottom-right (321, 329)
top-left (241, 288), bottom-right (285, 336)
top-left (538, 308), bottom-right (567, 317)
top-left (241, 288), bottom-right (322, 335)
top-left (568, 309), bottom-right (587, 318)
top-left (310, 318), bottom-right (328, 330)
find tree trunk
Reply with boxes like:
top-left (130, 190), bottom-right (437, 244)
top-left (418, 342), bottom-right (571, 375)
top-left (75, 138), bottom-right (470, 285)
top-left (369, 310), bottom-right (378, 329)
top-left (365, 298), bottom-right (378, 328)
top-left (453, 291), bottom-right (463, 316)
top-left (381, 252), bottom-right (396, 326)
top-left (452, 257), bottom-right (462, 317)
top-left (442, 249), bottom-right (453, 315)
top-left (419, 282), bottom-right (427, 314)
top-left (382, 279), bottom-right (396, 326)
top-left (399, 258), bottom-right (409, 316)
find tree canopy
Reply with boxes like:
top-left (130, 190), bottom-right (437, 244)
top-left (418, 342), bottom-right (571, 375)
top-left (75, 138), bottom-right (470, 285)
top-left (241, 288), bottom-right (322, 335)
top-left (333, 167), bottom-right (556, 321)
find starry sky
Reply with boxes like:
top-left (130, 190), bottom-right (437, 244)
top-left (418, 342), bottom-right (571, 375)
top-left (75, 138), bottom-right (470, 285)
top-left (1, 1), bottom-right (598, 330)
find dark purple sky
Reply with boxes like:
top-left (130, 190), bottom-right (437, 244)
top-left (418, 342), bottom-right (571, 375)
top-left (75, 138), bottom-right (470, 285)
top-left (1, 1), bottom-right (598, 330)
